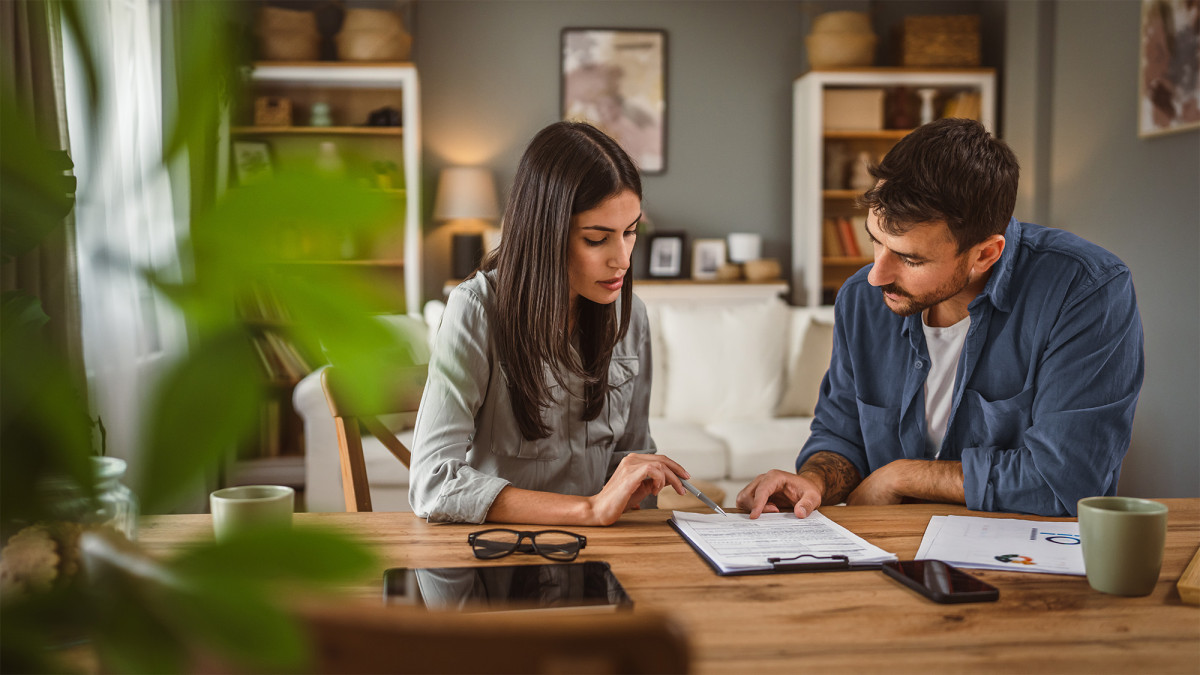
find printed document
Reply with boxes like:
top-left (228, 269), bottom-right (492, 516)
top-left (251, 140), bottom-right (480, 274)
top-left (670, 511), bottom-right (896, 574)
top-left (916, 515), bottom-right (1084, 576)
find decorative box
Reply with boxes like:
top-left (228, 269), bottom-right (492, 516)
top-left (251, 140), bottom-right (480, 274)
top-left (823, 89), bottom-right (885, 131)
top-left (900, 15), bottom-right (981, 67)
top-left (255, 96), bottom-right (292, 127)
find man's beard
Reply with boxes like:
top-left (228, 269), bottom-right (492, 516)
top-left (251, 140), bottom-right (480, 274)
top-left (879, 257), bottom-right (972, 318)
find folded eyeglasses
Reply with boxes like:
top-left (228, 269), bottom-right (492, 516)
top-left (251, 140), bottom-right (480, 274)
top-left (467, 528), bottom-right (587, 562)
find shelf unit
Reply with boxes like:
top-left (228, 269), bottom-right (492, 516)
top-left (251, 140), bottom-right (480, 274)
top-left (792, 68), bottom-right (996, 306)
top-left (227, 62), bottom-right (422, 484)
top-left (237, 61), bottom-right (423, 313)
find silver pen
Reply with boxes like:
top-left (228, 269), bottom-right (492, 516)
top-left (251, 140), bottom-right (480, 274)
top-left (679, 479), bottom-right (728, 516)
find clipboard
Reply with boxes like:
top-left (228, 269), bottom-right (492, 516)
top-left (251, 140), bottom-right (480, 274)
top-left (668, 518), bottom-right (886, 577)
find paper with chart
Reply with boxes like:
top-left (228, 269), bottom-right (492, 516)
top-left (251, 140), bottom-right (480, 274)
top-left (916, 515), bottom-right (1084, 576)
top-left (670, 511), bottom-right (897, 574)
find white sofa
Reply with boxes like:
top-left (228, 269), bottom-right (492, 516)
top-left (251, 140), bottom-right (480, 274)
top-left (295, 294), bottom-right (835, 512)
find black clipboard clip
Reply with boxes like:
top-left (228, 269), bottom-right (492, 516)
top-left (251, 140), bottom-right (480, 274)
top-left (765, 553), bottom-right (850, 572)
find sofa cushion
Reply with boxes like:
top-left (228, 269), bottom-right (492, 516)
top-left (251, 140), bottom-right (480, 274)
top-left (704, 417), bottom-right (814, 480)
top-left (648, 417), bottom-right (728, 482)
top-left (776, 309), bottom-right (836, 417)
top-left (658, 300), bottom-right (788, 424)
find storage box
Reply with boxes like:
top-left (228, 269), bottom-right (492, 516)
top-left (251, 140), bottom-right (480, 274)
top-left (822, 89), bottom-right (885, 131)
top-left (900, 15), bottom-right (981, 67)
top-left (255, 96), bottom-right (292, 127)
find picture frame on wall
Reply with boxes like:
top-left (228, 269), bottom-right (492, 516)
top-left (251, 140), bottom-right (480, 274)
top-left (561, 28), bottom-right (667, 173)
top-left (232, 140), bottom-right (274, 185)
top-left (691, 238), bottom-right (727, 281)
top-left (647, 232), bottom-right (686, 278)
top-left (1138, 0), bottom-right (1200, 137)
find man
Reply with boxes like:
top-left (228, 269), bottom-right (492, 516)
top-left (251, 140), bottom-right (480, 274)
top-left (738, 118), bottom-right (1143, 518)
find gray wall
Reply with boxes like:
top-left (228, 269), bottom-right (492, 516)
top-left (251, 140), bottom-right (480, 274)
top-left (1038, 1), bottom-right (1198, 498)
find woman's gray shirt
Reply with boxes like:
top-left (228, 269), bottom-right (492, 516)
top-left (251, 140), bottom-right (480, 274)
top-left (408, 271), bottom-right (657, 523)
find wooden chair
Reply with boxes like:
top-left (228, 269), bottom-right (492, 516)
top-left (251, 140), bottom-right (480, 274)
top-left (320, 364), bottom-right (427, 512)
top-left (297, 601), bottom-right (690, 674)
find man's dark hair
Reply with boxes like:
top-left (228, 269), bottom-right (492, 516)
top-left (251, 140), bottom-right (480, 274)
top-left (858, 118), bottom-right (1019, 252)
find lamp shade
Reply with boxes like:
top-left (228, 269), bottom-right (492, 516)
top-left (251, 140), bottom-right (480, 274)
top-left (433, 167), bottom-right (500, 221)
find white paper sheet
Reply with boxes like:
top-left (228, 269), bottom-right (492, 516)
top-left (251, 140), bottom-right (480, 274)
top-left (670, 511), bottom-right (897, 574)
top-left (915, 515), bottom-right (1085, 576)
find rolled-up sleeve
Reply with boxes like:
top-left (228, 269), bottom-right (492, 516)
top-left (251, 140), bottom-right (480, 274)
top-left (408, 287), bottom-right (510, 523)
top-left (961, 271), bottom-right (1144, 516)
top-left (796, 292), bottom-right (872, 479)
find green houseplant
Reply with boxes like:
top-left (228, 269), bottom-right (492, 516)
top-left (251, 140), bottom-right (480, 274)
top-left (0, 2), bottom-right (416, 671)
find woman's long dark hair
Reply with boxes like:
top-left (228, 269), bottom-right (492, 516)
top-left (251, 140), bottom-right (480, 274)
top-left (481, 121), bottom-right (642, 440)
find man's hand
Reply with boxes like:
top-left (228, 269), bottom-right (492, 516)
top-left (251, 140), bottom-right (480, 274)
top-left (735, 470), bottom-right (824, 519)
top-left (846, 459), bottom-right (966, 506)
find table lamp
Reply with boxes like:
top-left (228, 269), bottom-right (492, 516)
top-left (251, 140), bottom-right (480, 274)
top-left (434, 166), bottom-right (500, 279)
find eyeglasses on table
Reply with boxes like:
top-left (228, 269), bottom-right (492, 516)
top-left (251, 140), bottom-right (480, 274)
top-left (467, 528), bottom-right (588, 562)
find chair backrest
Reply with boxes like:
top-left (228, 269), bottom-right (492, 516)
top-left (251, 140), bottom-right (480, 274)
top-left (320, 364), bottom-right (427, 512)
top-left (298, 601), bottom-right (690, 674)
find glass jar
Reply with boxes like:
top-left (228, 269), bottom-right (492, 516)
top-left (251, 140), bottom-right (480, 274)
top-left (40, 456), bottom-right (139, 542)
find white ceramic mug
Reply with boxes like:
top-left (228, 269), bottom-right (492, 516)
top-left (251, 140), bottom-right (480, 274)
top-left (210, 485), bottom-right (294, 542)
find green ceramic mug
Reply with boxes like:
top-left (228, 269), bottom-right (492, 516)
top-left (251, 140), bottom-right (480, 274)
top-left (1077, 496), bottom-right (1168, 597)
top-left (210, 485), bottom-right (294, 542)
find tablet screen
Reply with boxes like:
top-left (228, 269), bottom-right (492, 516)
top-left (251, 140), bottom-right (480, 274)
top-left (382, 561), bottom-right (632, 612)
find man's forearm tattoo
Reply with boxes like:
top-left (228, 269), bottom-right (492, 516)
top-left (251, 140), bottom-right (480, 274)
top-left (799, 451), bottom-right (862, 505)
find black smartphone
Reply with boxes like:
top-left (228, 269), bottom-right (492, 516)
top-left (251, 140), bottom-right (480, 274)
top-left (382, 561), bottom-right (633, 611)
top-left (881, 560), bottom-right (999, 604)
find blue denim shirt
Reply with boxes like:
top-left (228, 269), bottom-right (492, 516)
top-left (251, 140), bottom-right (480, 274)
top-left (796, 220), bottom-right (1144, 516)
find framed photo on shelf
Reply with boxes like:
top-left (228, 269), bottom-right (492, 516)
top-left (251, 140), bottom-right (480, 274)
top-left (232, 140), bottom-right (274, 185)
top-left (1138, 0), bottom-right (1200, 137)
top-left (691, 238), bottom-right (727, 281)
top-left (561, 28), bottom-right (667, 173)
top-left (647, 232), bottom-right (686, 278)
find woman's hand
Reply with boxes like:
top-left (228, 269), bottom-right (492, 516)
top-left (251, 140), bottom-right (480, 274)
top-left (587, 454), bottom-right (690, 526)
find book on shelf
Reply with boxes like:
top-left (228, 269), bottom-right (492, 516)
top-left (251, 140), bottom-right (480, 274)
top-left (943, 91), bottom-right (982, 122)
top-left (822, 218), bottom-right (844, 257)
top-left (260, 400), bottom-right (281, 458)
top-left (849, 215), bottom-right (873, 260)
top-left (836, 217), bottom-right (861, 257)
top-left (263, 331), bottom-right (311, 382)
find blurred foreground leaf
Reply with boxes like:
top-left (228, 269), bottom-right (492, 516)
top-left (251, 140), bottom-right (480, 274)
top-left (82, 526), bottom-right (378, 673)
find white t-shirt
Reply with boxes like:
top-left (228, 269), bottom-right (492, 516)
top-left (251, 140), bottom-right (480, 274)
top-left (922, 313), bottom-right (971, 459)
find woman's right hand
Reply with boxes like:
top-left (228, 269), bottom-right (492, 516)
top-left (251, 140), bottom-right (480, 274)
top-left (587, 454), bottom-right (689, 526)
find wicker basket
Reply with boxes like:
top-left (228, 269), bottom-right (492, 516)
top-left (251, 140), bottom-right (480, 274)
top-left (255, 6), bottom-right (320, 61)
top-left (900, 15), bottom-right (981, 67)
top-left (807, 10), bottom-right (877, 69)
top-left (335, 9), bottom-right (412, 61)
top-left (254, 96), bottom-right (292, 127)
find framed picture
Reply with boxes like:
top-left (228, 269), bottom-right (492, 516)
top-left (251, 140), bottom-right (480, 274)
top-left (1138, 0), bottom-right (1200, 137)
top-left (232, 140), bottom-right (274, 185)
top-left (647, 231), bottom-right (686, 278)
top-left (562, 28), bottom-right (667, 173)
top-left (691, 238), bottom-right (727, 281)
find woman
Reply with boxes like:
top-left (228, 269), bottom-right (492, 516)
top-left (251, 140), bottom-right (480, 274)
top-left (409, 121), bottom-right (690, 525)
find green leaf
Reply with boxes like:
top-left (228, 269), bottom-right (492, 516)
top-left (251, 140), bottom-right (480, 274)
top-left (169, 527), bottom-right (378, 585)
top-left (136, 330), bottom-right (262, 513)
top-left (0, 98), bottom-right (76, 263)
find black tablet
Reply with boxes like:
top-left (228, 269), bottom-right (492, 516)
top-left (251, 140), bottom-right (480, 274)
top-left (382, 561), bottom-right (633, 612)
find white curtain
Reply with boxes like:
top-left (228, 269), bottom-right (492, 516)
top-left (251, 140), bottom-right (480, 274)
top-left (62, 0), bottom-right (189, 485)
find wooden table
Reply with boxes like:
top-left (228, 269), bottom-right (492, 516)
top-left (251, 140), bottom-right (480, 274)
top-left (140, 501), bottom-right (1200, 674)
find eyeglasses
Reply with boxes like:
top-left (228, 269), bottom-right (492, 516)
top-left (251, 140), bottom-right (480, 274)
top-left (467, 529), bottom-right (588, 562)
